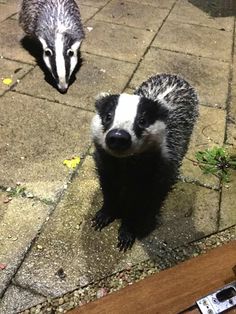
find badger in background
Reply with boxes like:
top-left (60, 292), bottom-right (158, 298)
top-left (91, 74), bottom-right (199, 252)
top-left (19, 0), bottom-right (84, 93)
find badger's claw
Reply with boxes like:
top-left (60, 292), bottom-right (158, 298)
top-left (117, 227), bottom-right (135, 252)
top-left (92, 209), bottom-right (114, 231)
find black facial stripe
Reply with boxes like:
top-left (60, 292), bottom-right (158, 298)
top-left (134, 98), bottom-right (169, 138)
top-left (95, 95), bottom-right (119, 132)
top-left (63, 49), bottom-right (70, 83)
top-left (48, 53), bottom-right (59, 82)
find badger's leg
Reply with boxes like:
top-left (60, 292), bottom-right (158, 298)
top-left (92, 168), bottom-right (119, 231)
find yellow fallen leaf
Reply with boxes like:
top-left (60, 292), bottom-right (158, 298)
top-left (63, 157), bottom-right (81, 169)
top-left (2, 78), bottom-right (13, 86)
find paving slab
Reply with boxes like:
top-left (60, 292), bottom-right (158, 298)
top-left (78, 0), bottom-right (110, 8)
top-left (15, 53), bottom-right (136, 110)
top-left (181, 105), bottom-right (226, 188)
top-left (0, 194), bottom-right (50, 297)
top-left (0, 57), bottom-right (33, 96)
top-left (93, 0), bottom-right (169, 31)
top-left (0, 92), bottom-right (93, 200)
top-left (0, 284), bottom-right (45, 314)
top-left (168, 0), bottom-right (234, 31)
top-left (127, 0), bottom-right (175, 9)
top-left (0, 19), bottom-right (35, 64)
top-left (14, 156), bottom-right (219, 298)
top-left (152, 21), bottom-right (232, 61)
top-left (219, 170), bottom-right (236, 230)
top-left (81, 20), bottom-right (155, 62)
top-left (0, 2), bottom-right (18, 22)
top-left (79, 4), bottom-right (99, 22)
top-left (129, 47), bottom-right (230, 107)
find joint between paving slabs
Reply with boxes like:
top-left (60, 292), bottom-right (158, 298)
top-left (122, 0), bottom-right (179, 92)
top-left (10, 89), bottom-right (95, 113)
top-left (82, 0), bottom-right (114, 23)
top-left (0, 65), bottom-right (36, 98)
top-left (224, 16), bottom-right (236, 144)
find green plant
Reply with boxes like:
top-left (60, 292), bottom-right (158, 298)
top-left (195, 146), bottom-right (236, 182)
top-left (7, 186), bottom-right (26, 197)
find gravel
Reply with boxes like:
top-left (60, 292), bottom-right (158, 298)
top-left (20, 226), bottom-right (236, 314)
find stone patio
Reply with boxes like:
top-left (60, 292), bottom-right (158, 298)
top-left (0, 0), bottom-right (235, 313)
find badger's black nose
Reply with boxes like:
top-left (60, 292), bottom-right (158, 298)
top-left (106, 129), bottom-right (131, 151)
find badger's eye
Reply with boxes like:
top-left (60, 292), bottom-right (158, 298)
top-left (67, 49), bottom-right (74, 57)
top-left (44, 48), bottom-right (53, 57)
top-left (104, 112), bottom-right (112, 124)
top-left (138, 116), bottom-right (148, 128)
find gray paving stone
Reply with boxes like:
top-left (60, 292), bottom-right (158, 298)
top-left (0, 284), bottom-right (45, 314)
top-left (130, 47), bottom-right (229, 108)
top-left (0, 195), bottom-right (50, 297)
top-left (152, 21), bottom-right (232, 61)
top-left (181, 105), bottom-right (226, 188)
top-left (0, 92), bottom-right (93, 200)
top-left (14, 156), bottom-right (219, 297)
top-left (79, 4), bottom-right (99, 22)
top-left (78, 0), bottom-right (109, 8)
top-left (168, 0), bottom-right (234, 31)
top-left (0, 2), bottom-right (18, 22)
top-left (0, 19), bottom-right (35, 64)
top-left (149, 182), bottom-right (219, 248)
top-left (219, 170), bottom-right (236, 230)
top-left (94, 0), bottom-right (169, 30)
top-left (127, 0), bottom-right (175, 9)
top-left (0, 58), bottom-right (33, 96)
top-left (15, 53), bottom-right (136, 110)
top-left (81, 20), bottom-right (155, 62)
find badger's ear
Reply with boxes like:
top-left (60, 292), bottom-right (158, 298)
top-left (38, 37), bottom-right (47, 49)
top-left (95, 92), bottom-right (120, 113)
top-left (95, 93), bottom-right (110, 113)
top-left (95, 92), bottom-right (110, 101)
top-left (71, 40), bottom-right (82, 51)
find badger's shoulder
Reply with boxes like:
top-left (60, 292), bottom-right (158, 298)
top-left (134, 74), bottom-right (198, 112)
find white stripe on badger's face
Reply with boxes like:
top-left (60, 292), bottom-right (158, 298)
top-left (55, 33), bottom-right (67, 89)
top-left (112, 93), bottom-right (140, 132)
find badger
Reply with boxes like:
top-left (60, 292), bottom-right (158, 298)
top-left (19, 0), bottom-right (84, 93)
top-left (91, 74), bottom-right (199, 252)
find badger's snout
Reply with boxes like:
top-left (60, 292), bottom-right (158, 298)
top-left (57, 82), bottom-right (68, 94)
top-left (106, 129), bottom-right (132, 152)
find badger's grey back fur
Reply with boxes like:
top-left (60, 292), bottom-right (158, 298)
top-left (134, 74), bottom-right (198, 166)
top-left (19, 0), bottom-right (84, 40)
top-left (19, 0), bottom-right (84, 92)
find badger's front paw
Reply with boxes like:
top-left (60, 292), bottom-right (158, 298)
top-left (117, 225), bottom-right (135, 252)
top-left (92, 209), bottom-right (115, 231)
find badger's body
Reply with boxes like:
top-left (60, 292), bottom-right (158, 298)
top-left (91, 74), bottom-right (199, 251)
top-left (19, 0), bottom-right (84, 93)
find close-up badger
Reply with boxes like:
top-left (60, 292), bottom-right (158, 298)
top-left (19, 0), bottom-right (85, 93)
top-left (91, 74), bottom-right (199, 252)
